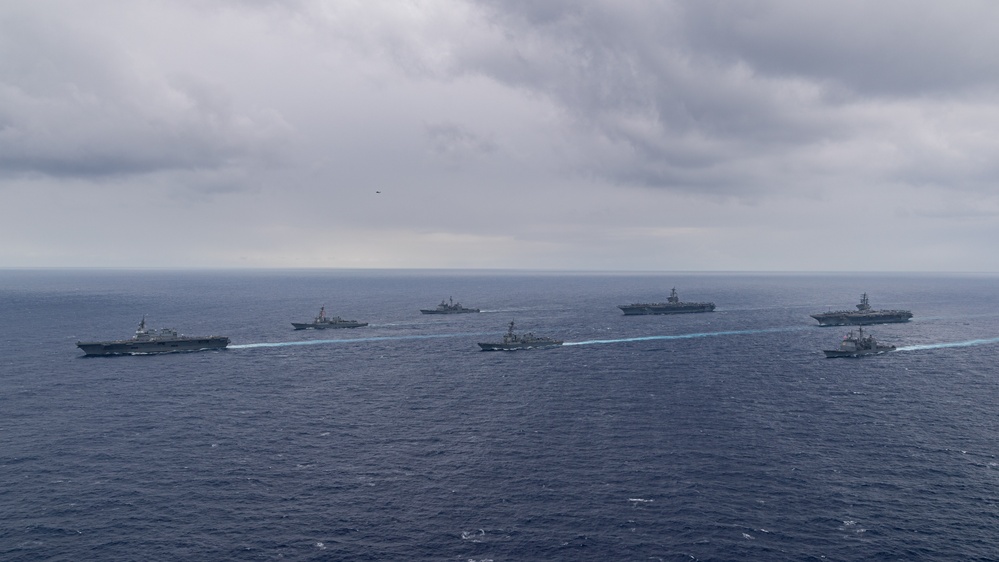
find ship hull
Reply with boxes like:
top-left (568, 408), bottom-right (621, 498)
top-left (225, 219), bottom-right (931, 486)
top-left (823, 347), bottom-right (894, 358)
top-left (292, 322), bottom-right (367, 330)
top-left (811, 313), bottom-right (912, 326)
top-left (420, 309), bottom-right (479, 314)
top-left (478, 341), bottom-right (563, 351)
top-left (77, 337), bottom-right (230, 356)
top-left (618, 303), bottom-right (715, 315)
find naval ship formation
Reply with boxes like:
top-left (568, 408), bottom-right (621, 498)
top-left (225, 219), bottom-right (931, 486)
top-left (74, 285), bottom-right (918, 358)
top-left (811, 293), bottom-right (913, 326)
top-left (618, 288), bottom-right (715, 315)
top-left (76, 317), bottom-right (230, 356)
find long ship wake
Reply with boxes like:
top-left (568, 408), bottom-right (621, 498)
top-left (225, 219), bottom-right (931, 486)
top-left (230, 326), bottom-right (807, 350)
top-left (895, 336), bottom-right (999, 352)
top-left (563, 326), bottom-right (803, 346)
top-left (229, 332), bottom-right (492, 349)
top-left (229, 328), bottom-right (999, 353)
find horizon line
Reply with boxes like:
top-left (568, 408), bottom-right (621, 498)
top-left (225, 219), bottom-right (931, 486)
top-left (1, 266), bottom-right (997, 276)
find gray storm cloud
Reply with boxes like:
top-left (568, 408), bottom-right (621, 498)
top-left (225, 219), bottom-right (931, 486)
top-left (0, 6), bottom-right (289, 179)
top-left (2, 0), bottom-right (999, 270)
top-left (454, 1), bottom-right (999, 195)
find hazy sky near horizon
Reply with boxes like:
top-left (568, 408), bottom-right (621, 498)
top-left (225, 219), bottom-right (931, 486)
top-left (3, 0), bottom-right (999, 271)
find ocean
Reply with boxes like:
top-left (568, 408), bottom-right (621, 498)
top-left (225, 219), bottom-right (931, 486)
top-left (2, 270), bottom-right (998, 560)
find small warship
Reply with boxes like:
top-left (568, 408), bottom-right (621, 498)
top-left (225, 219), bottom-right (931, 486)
top-left (478, 320), bottom-right (563, 351)
top-left (811, 293), bottom-right (913, 326)
top-left (618, 288), bottom-right (716, 315)
top-left (823, 327), bottom-right (896, 358)
top-left (292, 306), bottom-right (368, 330)
top-left (420, 297), bottom-right (480, 314)
top-left (76, 317), bottom-right (230, 356)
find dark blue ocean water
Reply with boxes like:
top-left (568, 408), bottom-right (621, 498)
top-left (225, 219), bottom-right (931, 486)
top-left (2, 270), bottom-right (999, 561)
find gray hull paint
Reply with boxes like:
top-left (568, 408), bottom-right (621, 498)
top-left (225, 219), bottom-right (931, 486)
top-left (477, 341), bottom-right (562, 351)
top-left (77, 337), bottom-right (230, 356)
top-left (478, 320), bottom-right (562, 351)
top-left (812, 293), bottom-right (913, 326)
top-left (618, 303), bottom-right (715, 315)
top-left (823, 348), bottom-right (894, 358)
top-left (811, 313), bottom-right (912, 326)
top-left (421, 297), bottom-right (479, 314)
top-left (291, 321), bottom-right (367, 330)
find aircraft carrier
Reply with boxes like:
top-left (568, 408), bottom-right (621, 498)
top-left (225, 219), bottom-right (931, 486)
top-left (811, 293), bottom-right (913, 326)
top-left (77, 317), bottom-right (229, 356)
top-left (618, 288), bottom-right (715, 315)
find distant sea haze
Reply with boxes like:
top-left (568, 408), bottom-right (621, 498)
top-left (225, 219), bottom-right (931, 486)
top-left (2, 270), bottom-right (999, 560)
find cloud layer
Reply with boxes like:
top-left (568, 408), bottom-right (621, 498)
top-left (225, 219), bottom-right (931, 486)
top-left (3, 1), bottom-right (999, 270)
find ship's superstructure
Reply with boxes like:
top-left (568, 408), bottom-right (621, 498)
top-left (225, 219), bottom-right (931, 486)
top-left (420, 297), bottom-right (480, 314)
top-left (76, 317), bottom-right (229, 356)
top-left (811, 293), bottom-right (913, 326)
top-left (478, 320), bottom-right (563, 351)
top-left (823, 327), bottom-right (896, 358)
top-left (618, 288), bottom-right (715, 315)
top-left (292, 306), bottom-right (368, 330)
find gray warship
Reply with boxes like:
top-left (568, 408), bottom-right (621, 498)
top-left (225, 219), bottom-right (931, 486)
top-left (811, 293), bottom-right (913, 326)
top-left (421, 297), bottom-right (480, 314)
top-left (292, 306), bottom-right (368, 330)
top-left (478, 320), bottom-right (563, 351)
top-left (823, 327), bottom-right (896, 358)
top-left (76, 317), bottom-right (230, 356)
top-left (618, 288), bottom-right (716, 315)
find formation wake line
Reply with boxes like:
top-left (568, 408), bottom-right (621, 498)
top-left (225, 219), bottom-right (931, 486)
top-left (75, 290), bottom-right (993, 357)
top-left (78, 321), bottom-right (999, 356)
top-left (229, 328), bottom-right (999, 354)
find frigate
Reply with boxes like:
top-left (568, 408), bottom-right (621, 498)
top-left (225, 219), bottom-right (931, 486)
top-left (823, 327), bottom-right (896, 358)
top-left (478, 320), bottom-right (563, 351)
top-left (811, 293), bottom-right (913, 326)
top-left (292, 306), bottom-right (368, 330)
top-left (618, 288), bottom-right (715, 315)
top-left (76, 317), bottom-right (229, 356)
top-left (420, 297), bottom-right (480, 314)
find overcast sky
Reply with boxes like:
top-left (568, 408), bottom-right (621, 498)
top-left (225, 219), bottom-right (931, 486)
top-left (3, 0), bottom-right (999, 271)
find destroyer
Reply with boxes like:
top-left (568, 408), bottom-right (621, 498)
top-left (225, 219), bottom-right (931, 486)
top-left (478, 320), bottom-right (563, 351)
top-left (811, 293), bottom-right (913, 326)
top-left (292, 306), bottom-right (368, 330)
top-left (76, 317), bottom-right (229, 356)
top-left (420, 297), bottom-right (480, 314)
top-left (823, 327), bottom-right (896, 358)
top-left (618, 288), bottom-right (715, 315)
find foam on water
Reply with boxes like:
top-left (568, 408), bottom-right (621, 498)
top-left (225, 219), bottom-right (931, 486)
top-left (230, 331), bottom-right (493, 349)
top-left (896, 335), bottom-right (999, 352)
top-left (231, 326), bottom-right (808, 351)
top-left (231, 327), bottom-right (999, 354)
top-left (564, 326), bottom-right (805, 346)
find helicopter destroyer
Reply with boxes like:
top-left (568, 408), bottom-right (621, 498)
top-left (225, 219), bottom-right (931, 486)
top-left (618, 288), bottom-right (715, 315)
top-left (811, 293), bottom-right (913, 326)
top-left (478, 321), bottom-right (563, 351)
top-left (292, 306), bottom-right (368, 330)
top-left (76, 317), bottom-right (229, 356)
top-left (823, 327), bottom-right (896, 358)
top-left (420, 297), bottom-right (480, 314)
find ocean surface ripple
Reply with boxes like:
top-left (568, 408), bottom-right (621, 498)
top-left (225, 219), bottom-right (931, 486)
top-left (2, 270), bottom-right (999, 560)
